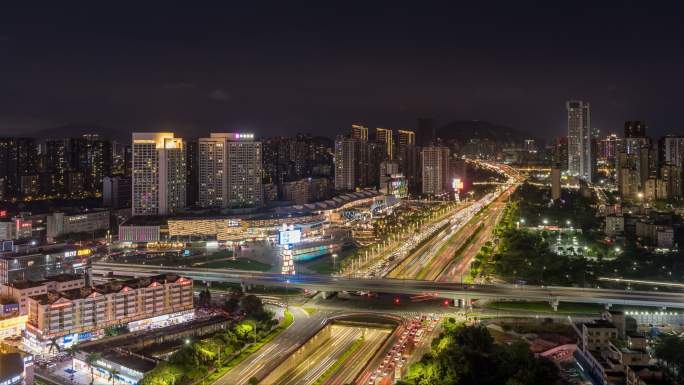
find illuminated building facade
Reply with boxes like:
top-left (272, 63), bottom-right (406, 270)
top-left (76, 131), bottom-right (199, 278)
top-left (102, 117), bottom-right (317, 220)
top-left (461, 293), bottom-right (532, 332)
top-left (334, 136), bottom-right (368, 191)
top-left (1, 275), bottom-right (85, 315)
top-left (351, 124), bottom-right (368, 141)
top-left (376, 127), bottom-right (393, 160)
top-left (421, 145), bottom-right (450, 196)
top-left (24, 274), bottom-right (193, 354)
top-left (0, 248), bottom-right (92, 285)
top-left (198, 133), bottom-right (263, 208)
top-left (46, 209), bottom-right (110, 242)
top-left (132, 133), bottom-right (186, 216)
top-left (567, 100), bottom-right (593, 181)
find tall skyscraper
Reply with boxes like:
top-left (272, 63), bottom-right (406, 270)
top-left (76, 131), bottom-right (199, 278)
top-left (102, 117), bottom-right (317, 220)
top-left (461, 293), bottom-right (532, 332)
top-left (421, 145), bottom-right (450, 196)
top-left (659, 135), bottom-right (684, 167)
top-left (132, 133), bottom-right (186, 216)
top-left (185, 139), bottom-right (199, 207)
top-left (334, 136), bottom-right (368, 191)
top-left (0, 137), bottom-right (38, 199)
top-left (351, 124), bottom-right (368, 141)
top-left (376, 128), bottom-right (393, 160)
top-left (599, 134), bottom-right (620, 163)
top-left (417, 118), bottom-right (434, 147)
top-left (397, 130), bottom-right (416, 149)
top-left (397, 130), bottom-right (418, 191)
top-left (566, 100), bottom-right (593, 181)
top-left (198, 133), bottom-right (263, 209)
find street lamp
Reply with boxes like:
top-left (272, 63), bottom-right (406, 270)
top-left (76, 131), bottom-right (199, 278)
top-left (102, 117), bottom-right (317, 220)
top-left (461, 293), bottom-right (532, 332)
top-left (543, 219), bottom-right (548, 225)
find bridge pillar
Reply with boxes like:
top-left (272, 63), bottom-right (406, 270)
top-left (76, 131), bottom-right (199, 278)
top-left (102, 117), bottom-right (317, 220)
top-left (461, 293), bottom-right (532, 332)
top-left (551, 299), bottom-right (559, 312)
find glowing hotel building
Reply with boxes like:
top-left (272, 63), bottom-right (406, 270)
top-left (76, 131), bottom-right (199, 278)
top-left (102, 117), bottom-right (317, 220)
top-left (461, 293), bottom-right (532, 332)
top-left (132, 133), bottom-right (186, 216)
top-left (198, 133), bottom-right (263, 208)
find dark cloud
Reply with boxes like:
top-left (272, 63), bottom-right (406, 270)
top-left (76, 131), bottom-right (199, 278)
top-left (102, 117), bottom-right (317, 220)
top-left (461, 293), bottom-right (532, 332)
top-left (164, 82), bottom-right (197, 90)
top-left (209, 89), bottom-right (229, 101)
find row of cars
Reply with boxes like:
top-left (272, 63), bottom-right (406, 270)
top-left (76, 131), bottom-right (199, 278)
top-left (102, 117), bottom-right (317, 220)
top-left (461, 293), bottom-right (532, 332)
top-left (367, 314), bottom-right (440, 385)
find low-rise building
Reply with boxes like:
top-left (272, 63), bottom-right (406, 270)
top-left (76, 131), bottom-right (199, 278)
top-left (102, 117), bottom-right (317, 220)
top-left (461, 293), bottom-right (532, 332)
top-left (0, 219), bottom-right (32, 242)
top-left (0, 344), bottom-right (34, 385)
top-left (1, 274), bottom-right (85, 315)
top-left (24, 274), bottom-right (193, 354)
top-left (0, 247), bottom-right (92, 285)
top-left (605, 216), bottom-right (625, 236)
top-left (636, 222), bottom-right (675, 248)
top-left (0, 313), bottom-right (27, 340)
top-left (625, 365), bottom-right (666, 385)
top-left (46, 209), bottom-right (110, 242)
top-left (656, 228), bottom-right (674, 249)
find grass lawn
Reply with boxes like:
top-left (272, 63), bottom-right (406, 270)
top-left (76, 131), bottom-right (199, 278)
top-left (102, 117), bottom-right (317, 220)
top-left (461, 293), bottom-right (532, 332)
top-left (199, 310), bottom-right (294, 385)
top-left (198, 258), bottom-right (271, 271)
top-left (303, 307), bottom-right (318, 315)
top-left (486, 301), bottom-right (604, 314)
top-left (302, 248), bottom-right (356, 275)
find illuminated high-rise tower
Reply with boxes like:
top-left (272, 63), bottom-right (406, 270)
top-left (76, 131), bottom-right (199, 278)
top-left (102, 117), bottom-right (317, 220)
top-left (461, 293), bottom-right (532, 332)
top-left (351, 124), bottom-right (368, 141)
top-left (567, 100), bottom-right (593, 181)
top-left (132, 133), bottom-right (186, 216)
top-left (198, 133), bottom-right (263, 208)
top-left (376, 127), bottom-right (394, 160)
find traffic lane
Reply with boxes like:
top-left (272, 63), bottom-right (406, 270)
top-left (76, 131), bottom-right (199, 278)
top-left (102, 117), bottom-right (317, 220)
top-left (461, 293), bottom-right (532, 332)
top-left (92, 265), bottom-right (684, 308)
top-left (327, 328), bottom-right (391, 385)
top-left (275, 325), bottom-right (360, 385)
top-left (216, 306), bottom-right (327, 385)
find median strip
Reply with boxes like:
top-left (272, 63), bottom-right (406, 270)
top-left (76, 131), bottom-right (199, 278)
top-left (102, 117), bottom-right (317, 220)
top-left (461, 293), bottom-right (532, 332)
top-left (312, 336), bottom-right (364, 385)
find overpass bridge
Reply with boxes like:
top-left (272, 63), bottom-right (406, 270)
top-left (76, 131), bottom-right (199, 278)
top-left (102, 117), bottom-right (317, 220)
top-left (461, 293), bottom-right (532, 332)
top-left (92, 262), bottom-right (684, 310)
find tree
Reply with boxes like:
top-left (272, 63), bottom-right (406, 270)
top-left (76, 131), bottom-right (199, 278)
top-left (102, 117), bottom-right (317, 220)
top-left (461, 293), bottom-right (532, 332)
top-left (198, 289), bottom-right (212, 307)
top-left (85, 352), bottom-right (102, 385)
top-left (48, 337), bottom-right (61, 354)
top-left (240, 295), bottom-right (267, 320)
top-left (109, 369), bottom-right (120, 385)
top-left (654, 334), bottom-right (684, 383)
top-left (248, 377), bottom-right (259, 385)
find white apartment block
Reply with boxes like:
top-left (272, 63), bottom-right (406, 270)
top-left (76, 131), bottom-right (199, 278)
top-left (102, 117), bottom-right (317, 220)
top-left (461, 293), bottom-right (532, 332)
top-left (421, 146), bottom-right (450, 196)
top-left (46, 209), bottom-right (110, 242)
top-left (334, 136), bottom-right (367, 191)
top-left (132, 133), bottom-right (186, 216)
top-left (25, 274), bottom-right (193, 352)
top-left (198, 133), bottom-right (263, 208)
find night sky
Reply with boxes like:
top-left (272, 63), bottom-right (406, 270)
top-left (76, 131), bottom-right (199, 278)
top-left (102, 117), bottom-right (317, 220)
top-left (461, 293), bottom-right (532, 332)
top-left (1, 3), bottom-right (683, 140)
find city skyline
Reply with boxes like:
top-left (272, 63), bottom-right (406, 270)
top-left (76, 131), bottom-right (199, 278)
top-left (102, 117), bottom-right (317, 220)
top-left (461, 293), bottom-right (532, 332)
top-left (2, 4), bottom-right (684, 385)
top-left (2, 3), bottom-right (684, 139)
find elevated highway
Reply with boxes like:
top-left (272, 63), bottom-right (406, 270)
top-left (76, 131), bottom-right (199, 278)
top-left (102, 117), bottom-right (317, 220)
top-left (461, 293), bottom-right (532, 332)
top-left (92, 262), bottom-right (684, 309)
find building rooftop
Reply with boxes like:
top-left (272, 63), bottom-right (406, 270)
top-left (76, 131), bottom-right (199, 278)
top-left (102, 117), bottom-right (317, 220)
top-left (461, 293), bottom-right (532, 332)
top-left (0, 245), bottom-right (79, 260)
top-left (584, 319), bottom-right (616, 329)
top-left (4, 274), bottom-right (84, 289)
top-left (29, 274), bottom-right (191, 305)
top-left (101, 351), bottom-right (157, 374)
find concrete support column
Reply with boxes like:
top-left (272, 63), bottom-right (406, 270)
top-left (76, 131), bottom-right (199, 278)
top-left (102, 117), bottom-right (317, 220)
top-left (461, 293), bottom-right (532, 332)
top-left (551, 299), bottom-right (559, 312)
